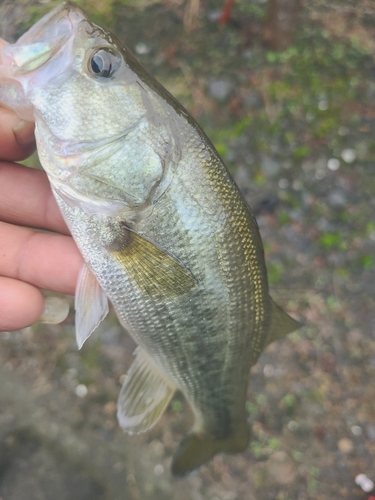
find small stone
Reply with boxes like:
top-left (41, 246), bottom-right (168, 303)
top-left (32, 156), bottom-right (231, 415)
top-left (207, 10), bottom-right (221, 22)
top-left (267, 451), bottom-right (297, 484)
top-left (287, 420), bottom-right (298, 431)
top-left (104, 401), bottom-right (116, 416)
top-left (306, 111), bottom-right (315, 121)
top-left (341, 148), bottom-right (356, 163)
top-left (75, 384), bottom-right (88, 398)
top-left (315, 169), bottom-right (326, 179)
top-left (338, 126), bottom-right (349, 136)
top-left (243, 49), bottom-right (253, 60)
top-left (154, 464), bottom-right (164, 476)
top-left (327, 190), bottom-right (346, 207)
top-left (351, 425), bottom-right (362, 436)
top-left (134, 42), bottom-right (150, 55)
top-left (366, 424), bottom-right (375, 442)
top-left (245, 153), bottom-right (254, 164)
top-left (261, 155), bottom-right (280, 176)
top-left (126, 474), bottom-right (136, 484)
top-left (355, 473), bottom-right (374, 492)
top-left (263, 364), bottom-right (275, 377)
top-left (244, 91), bottom-right (262, 108)
top-left (208, 79), bottom-right (233, 100)
top-left (327, 158), bottom-right (340, 171)
top-left (337, 438), bottom-right (353, 453)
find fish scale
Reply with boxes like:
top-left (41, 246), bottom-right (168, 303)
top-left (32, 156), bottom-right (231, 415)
top-left (0, 2), bottom-right (300, 475)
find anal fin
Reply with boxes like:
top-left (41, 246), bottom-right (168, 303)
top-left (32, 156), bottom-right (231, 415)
top-left (267, 299), bottom-right (301, 346)
top-left (117, 347), bottom-right (176, 434)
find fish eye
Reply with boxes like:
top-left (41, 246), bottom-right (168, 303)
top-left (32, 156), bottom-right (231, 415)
top-left (88, 48), bottom-right (121, 78)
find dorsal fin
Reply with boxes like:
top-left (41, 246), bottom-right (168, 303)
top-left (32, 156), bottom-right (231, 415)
top-left (267, 299), bottom-right (301, 346)
top-left (117, 347), bottom-right (177, 434)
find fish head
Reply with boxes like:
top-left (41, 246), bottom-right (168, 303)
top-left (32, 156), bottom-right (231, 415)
top-left (0, 2), bottom-right (178, 215)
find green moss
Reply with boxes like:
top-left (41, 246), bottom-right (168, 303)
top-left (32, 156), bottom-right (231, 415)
top-left (171, 399), bottom-right (183, 413)
top-left (268, 437), bottom-right (280, 450)
top-left (280, 393), bottom-right (297, 410)
top-left (246, 401), bottom-right (259, 417)
top-left (319, 232), bottom-right (344, 250)
top-left (267, 262), bottom-right (284, 285)
top-left (360, 254), bottom-right (375, 269)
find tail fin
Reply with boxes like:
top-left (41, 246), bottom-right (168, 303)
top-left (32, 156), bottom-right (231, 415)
top-left (171, 424), bottom-right (250, 476)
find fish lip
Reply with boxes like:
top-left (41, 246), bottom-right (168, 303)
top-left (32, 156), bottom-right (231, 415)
top-left (0, 3), bottom-right (89, 120)
top-left (16, 2), bottom-right (86, 46)
top-left (0, 2), bottom-right (86, 77)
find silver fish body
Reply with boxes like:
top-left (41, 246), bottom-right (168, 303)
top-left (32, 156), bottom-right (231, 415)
top-left (0, 2), bottom-right (299, 475)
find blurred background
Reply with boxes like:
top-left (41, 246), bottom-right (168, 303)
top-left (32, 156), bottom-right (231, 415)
top-left (1, 1), bottom-right (375, 499)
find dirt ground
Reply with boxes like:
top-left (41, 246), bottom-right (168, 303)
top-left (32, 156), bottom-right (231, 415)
top-left (1, 1), bottom-right (375, 499)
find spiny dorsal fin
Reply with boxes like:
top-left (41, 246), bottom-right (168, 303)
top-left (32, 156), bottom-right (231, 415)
top-left (267, 299), bottom-right (301, 346)
top-left (109, 229), bottom-right (196, 300)
top-left (117, 347), bottom-right (177, 434)
top-left (75, 263), bottom-right (109, 349)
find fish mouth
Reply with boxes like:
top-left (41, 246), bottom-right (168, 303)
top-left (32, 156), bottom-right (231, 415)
top-left (0, 2), bottom-right (88, 119)
top-left (0, 3), bottom-right (85, 77)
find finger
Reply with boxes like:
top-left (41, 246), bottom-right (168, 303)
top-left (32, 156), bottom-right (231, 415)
top-left (0, 38), bottom-right (36, 160)
top-left (0, 221), bottom-right (82, 295)
top-left (0, 278), bottom-right (69, 331)
top-left (0, 161), bottom-right (69, 235)
top-left (0, 106), bottom-right (36, 161)
top-left (0, 276), bottom-right (44, 331)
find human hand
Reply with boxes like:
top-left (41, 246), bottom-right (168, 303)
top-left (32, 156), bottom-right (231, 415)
top-left (0, 86), bottom-right (83, 330)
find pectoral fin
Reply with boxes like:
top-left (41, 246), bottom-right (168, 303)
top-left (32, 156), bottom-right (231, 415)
top-left (267, 299), bottom-right (301, 346)
top-left (109, 228), bottom-right (196, 300)
top-left (75, 264), bottom-right (109, 349)
top-left (117, 347), bottom-right (177, 434)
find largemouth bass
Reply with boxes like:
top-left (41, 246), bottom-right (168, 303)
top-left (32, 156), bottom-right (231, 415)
top-left (0, 2), bottom-right (300, 475)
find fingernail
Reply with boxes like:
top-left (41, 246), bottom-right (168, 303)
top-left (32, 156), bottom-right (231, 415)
top-left (13, 120), bottom-right (35, 145)
top-left (39, 296), bottom-right (70, 324)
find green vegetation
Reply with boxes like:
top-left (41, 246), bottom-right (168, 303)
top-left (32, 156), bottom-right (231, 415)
top-left (267, 261), bottom-right (284, 285)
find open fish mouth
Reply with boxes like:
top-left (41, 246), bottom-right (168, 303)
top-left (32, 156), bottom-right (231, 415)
top-left (0, 3), bottom-right (88, 120)
top-left (0, 3), bottom-right (85, 76)
top-left (0, 2), bottom-right (90, 122)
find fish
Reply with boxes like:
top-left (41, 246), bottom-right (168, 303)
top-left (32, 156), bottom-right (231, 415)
top-left (0, 2), bottom-right (300, 476)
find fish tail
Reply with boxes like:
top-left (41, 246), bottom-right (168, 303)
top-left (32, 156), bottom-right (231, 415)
top-left (171, 423), bottom-right (250, 476)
